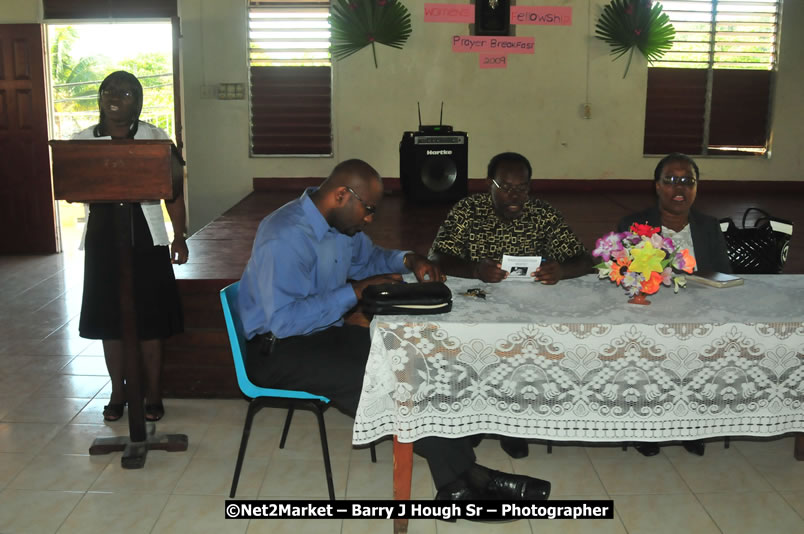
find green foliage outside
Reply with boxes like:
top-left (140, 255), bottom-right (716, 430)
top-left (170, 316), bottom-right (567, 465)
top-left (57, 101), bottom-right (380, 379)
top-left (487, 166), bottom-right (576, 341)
top-left (49, 25), bottom-right (175, 139)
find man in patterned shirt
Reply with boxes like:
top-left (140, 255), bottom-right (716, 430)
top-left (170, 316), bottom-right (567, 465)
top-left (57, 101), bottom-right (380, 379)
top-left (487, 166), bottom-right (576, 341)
top-left (429, 152), bottom-right (592, 283)
top-left (429, 151), bottom-right (594, 457)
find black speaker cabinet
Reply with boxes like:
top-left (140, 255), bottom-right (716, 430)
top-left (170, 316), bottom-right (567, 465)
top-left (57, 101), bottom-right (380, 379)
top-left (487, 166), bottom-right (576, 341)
top-left (399, 131), bottom-right (468, 203)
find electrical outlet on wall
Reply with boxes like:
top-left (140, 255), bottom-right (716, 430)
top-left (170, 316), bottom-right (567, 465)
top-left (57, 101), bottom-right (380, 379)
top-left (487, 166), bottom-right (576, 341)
top-left (217, 83), bottom-right (245, 100)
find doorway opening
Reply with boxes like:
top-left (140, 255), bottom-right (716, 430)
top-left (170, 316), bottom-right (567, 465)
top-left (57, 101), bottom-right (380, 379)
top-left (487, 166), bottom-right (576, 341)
top-left (46, 22), bottom-right (175, 254)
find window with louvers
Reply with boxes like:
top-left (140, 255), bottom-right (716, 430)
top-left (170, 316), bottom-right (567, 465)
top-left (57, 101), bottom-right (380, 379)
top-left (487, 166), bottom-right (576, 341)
top-left (248, 1), bottom-right (332, 156)
top-left (644, 0), bottom-right (779, 156)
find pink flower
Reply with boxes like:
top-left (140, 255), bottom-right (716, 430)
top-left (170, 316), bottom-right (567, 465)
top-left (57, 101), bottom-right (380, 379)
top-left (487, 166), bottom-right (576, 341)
top-left (661, 266), bottom-right (673, 286)
top-left (593, 231), bottom-right (625, 262)
top-left (634, 29), bottom-right (642, 36)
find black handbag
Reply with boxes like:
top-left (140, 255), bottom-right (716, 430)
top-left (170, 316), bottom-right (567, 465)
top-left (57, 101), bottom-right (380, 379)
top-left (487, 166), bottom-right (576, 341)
top-left (719, 207), bottom-right (792, 274)
top-left (362, 282), bottom-right (452, 315)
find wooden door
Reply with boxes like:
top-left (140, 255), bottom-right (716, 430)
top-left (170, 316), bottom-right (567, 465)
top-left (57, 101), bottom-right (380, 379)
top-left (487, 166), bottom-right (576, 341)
top-left (0, 24), bottom-right (56, 254)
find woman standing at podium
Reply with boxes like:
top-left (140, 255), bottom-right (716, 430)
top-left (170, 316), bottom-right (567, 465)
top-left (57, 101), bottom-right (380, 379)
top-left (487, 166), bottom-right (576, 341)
top-left (73, 71), bottom-right (188, 423)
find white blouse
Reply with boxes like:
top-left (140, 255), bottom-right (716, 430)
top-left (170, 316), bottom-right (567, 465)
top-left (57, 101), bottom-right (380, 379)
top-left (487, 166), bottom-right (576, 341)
top-left (72, 122), bottom-right (171, 247)
top-left (661, 224), bottom-right (697, 272)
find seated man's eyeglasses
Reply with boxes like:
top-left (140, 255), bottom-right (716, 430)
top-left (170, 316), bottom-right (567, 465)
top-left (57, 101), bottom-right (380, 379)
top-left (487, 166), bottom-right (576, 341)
top-left (491, 178), bottom-right (530, 194)
top-left (660, 175), bottom-right (697, 187)
top-left (344, 185), bottom-right (376, 215)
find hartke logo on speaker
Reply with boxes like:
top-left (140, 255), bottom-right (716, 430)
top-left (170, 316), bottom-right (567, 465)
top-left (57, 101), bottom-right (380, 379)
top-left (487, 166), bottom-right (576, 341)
top-left (426, 149), bottom-right (453, 155)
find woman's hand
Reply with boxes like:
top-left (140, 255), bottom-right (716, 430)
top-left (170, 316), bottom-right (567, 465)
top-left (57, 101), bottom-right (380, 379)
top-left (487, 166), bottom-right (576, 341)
top-left (171, 238), bottom-right (189, 264)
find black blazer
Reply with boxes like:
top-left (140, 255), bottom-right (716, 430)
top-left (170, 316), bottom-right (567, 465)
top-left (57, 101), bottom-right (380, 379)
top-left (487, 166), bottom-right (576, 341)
top-left (617, 206), bottom-right (732, 274)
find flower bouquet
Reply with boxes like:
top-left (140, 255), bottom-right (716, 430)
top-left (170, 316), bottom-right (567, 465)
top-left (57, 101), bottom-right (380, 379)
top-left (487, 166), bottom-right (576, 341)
top-left (593, 223), bottom-right (696, 304)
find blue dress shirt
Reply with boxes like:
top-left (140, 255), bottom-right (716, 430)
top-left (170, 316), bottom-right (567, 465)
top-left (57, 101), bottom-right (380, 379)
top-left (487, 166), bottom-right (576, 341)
top-left (238, 188), bottom-right (408, 339)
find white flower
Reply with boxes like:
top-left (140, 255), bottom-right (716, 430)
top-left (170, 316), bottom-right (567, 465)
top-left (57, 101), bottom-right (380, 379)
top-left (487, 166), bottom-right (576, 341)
top-left (388, 348), bottom-right (409, 372)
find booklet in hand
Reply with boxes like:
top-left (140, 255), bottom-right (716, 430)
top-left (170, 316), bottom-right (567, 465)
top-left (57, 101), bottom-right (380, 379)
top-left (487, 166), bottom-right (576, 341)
top-left (501, 254), bottom-right (542, 281)
top-left (685, 271), bottom-right (744, 288)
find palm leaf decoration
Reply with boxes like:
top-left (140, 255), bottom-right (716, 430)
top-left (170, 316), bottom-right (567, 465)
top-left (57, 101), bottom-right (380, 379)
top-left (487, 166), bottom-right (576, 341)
top-left (330, 0), bottom-right (412, 68)
top-left (595, 0), bottom-right (675, 78)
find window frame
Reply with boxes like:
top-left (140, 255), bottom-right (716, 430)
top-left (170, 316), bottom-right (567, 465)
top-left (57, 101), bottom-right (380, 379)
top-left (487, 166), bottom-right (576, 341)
top-left (247, 0), bottom-right (334, 158)
top-left (644, 0), bottom-right (782, 157)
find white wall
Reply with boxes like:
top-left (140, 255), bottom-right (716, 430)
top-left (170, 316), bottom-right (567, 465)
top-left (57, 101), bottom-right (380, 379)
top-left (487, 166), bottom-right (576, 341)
top-left (3, 1), bottom-right (801, 232)
top-left (0, 0), bottom-right (40, 22)
top-left (178, 0), bottom-right (803, 232)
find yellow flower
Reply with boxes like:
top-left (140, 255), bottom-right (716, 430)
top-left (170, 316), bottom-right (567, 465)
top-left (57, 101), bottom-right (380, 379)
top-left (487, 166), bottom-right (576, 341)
top-left (629, 241), bottom-right (665, 277)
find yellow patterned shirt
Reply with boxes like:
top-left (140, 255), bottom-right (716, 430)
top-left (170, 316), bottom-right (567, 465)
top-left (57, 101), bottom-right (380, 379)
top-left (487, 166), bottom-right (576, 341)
top-left (429, 193), bottom-right (586, 263)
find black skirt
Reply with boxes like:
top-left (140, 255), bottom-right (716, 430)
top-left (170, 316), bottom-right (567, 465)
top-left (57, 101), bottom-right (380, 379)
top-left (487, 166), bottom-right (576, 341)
top-left (79, 203), bottom-right (184, 340)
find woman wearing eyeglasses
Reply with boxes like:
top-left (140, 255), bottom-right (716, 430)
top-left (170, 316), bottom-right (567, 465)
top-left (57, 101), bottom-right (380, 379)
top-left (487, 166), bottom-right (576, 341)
top-left (617, 152), bottom-right (731, 458)
top-left (617, 152), bottom-right (732, 274)
top-left (73, 71), bottom-right (187, 423)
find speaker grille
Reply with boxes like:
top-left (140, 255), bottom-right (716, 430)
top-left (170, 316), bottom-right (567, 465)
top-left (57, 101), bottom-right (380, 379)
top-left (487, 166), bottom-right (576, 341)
top-left (421, 157), bottom-right (458, 192)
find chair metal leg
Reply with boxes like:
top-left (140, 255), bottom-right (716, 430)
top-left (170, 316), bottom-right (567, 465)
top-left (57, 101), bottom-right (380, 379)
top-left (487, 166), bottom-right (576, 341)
top-left (724, 436), bottom-right (730, 449)
top-left (370, 443), bottom-right (377, 463)
top-left (280, 407), bottom-right (295, 449)
top-left (547, 443), bottom-right (553, 454)
top-left (230, 400), bottom-right (262, 498)
top-left (313, 403), bottom-right (336, 501)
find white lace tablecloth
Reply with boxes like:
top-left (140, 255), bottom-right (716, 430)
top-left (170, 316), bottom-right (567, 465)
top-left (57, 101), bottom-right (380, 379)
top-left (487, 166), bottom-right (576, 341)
top-left (353, 275), bottom-right (804, 444)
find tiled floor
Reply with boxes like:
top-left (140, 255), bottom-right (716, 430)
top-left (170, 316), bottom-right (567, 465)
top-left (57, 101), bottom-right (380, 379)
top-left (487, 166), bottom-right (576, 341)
top-left (0, 252), bottom-right (803, 533)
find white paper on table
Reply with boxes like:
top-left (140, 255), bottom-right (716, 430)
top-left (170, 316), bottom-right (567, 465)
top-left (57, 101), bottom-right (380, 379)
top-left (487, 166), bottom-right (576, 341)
top-left (501, 255), bottom-right (542, 281)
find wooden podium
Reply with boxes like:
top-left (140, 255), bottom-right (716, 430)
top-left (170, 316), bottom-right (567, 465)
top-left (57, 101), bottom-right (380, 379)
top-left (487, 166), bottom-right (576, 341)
top-left (50, 139), bottom-right (188, 468)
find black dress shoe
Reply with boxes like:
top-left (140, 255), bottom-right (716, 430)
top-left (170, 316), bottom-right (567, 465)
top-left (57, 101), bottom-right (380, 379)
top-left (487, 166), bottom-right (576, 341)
top-left (482, 470), bottom-right (551, 500)
top-left (435, 482), bottom-right (519, 522)
top-left (634, 442), bottom-right (661, 457)
top-left (435, 484), bottom-right (478, 502)
top-left (682, 440), bottom-right (706, 456)
top-left (500, 437), bottom-right (529, 459)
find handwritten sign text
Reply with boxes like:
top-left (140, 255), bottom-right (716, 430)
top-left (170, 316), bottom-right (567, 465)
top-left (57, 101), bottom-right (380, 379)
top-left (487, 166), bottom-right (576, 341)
top-left (510, 6), bottom-right (572, 26)
top-left (424, 3), bottom-right (475, 23)
top-left (452, 35), bottom-right (535, 54)
top-left (479, 54), bottom-right (507, 69)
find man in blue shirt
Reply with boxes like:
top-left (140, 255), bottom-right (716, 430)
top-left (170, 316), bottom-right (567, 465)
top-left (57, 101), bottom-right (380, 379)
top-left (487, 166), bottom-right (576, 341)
top-left (238, 159), bottom-right (551, 504)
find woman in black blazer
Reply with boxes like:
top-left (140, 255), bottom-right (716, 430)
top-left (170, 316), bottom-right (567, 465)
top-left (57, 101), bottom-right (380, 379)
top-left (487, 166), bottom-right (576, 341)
top-left (617, 153), bottom-right (732, 457)
top-left (618, 153), bottom-right (732, 274)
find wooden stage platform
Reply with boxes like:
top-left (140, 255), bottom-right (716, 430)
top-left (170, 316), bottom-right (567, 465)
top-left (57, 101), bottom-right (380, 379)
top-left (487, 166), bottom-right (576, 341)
top-left (163, 178), bottom-right (804, 398)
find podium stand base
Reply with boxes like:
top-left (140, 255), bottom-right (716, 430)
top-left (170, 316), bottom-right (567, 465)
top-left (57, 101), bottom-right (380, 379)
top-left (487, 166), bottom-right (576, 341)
top-left (89, 423), bottom-right (188, 469)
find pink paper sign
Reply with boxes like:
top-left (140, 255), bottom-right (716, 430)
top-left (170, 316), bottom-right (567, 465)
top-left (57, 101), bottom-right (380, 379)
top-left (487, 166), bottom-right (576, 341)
top-left (510, 6), bottom-right (572, 26)
top-left (452, 35), bottom-right (535, 54)
top-left (424, 3), bottom-right (475, 23)
top-left (479, 54), bottom-right (507, 69)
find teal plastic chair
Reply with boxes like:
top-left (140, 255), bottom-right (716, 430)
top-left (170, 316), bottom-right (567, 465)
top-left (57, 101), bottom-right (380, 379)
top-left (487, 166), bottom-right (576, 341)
top-left (220, 282), bottom-right (374, 499)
